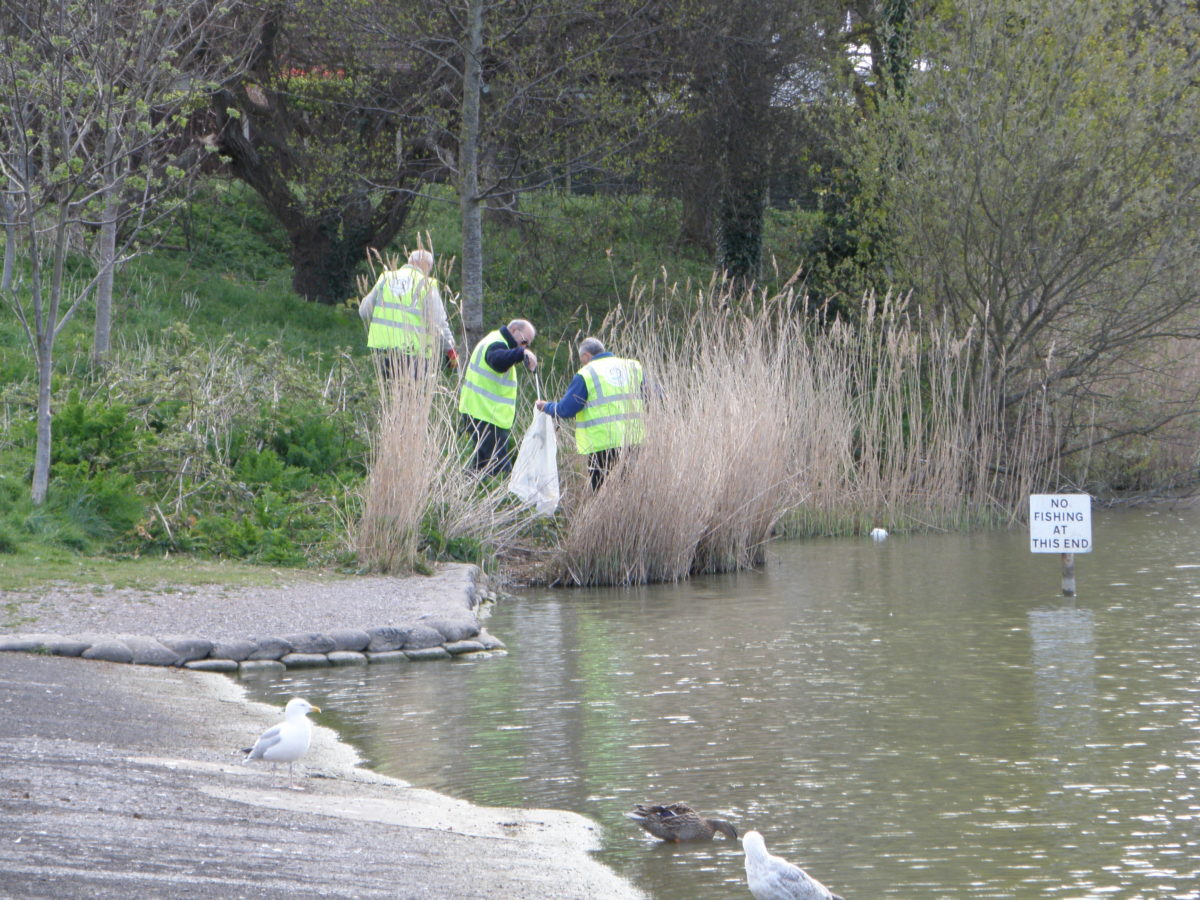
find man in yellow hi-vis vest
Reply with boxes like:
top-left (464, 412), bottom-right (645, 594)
top-left (536, 336), bottom-right (644, 490)
top-left (459, 318), bottom-right (538, 476)
top-left (359, 249), bottom-right (457, 378)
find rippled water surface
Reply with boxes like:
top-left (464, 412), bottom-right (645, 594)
top-left (241, 506), bottom-right (1200, 899)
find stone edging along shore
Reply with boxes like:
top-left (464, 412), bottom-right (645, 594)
top-left (0, 623), bottom-right (508, 672)
top-left (0, 564), bottom-right (507, 673)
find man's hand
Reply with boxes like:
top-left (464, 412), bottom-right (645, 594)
top-left (535, 399), bottom-right (547, 411)
top-left (445, 347), bottom-right (459, 370)
top-left (524, 350), bottom-right (538, 372)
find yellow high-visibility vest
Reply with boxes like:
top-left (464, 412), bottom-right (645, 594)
top-left (575, 356), bottom-right (644, 454)
top-left (366, 265), bottom-right (440, 357)
top-left (458, 330), bottom-right (519, 428)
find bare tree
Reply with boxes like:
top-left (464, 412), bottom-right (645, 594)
top-left (1, 182), bottom-right (15, 291)
top-left (209, 2), bottom-right (446, 306)
top-left (346, 0), bottom-right (674, 346)
top-left (0, 0), bottom-right (261, 504)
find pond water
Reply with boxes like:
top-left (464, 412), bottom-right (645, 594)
top-left (240, 505), bottom-right (1200, 900)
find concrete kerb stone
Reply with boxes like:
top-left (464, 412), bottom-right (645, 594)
top-left (162, 636), bottom-right (215, 662)
top-left (328, 650), bottom-right (369, 666)
top-left (209, 639), bottom-right (257, 661)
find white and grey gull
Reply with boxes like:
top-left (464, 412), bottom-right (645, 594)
top-left (243, 696), bottom-right (321, 787)
top-left (743, 829), bottom-right (846, 900)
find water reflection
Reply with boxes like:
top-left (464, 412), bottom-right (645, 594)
top-left (1030, 605), bottom-right (1097, 750)
top-left (241, 506), bottom-right (1200, 900)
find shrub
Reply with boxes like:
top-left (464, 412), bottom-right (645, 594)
top-left (270, 412), bottom-right (366, 478)
top-left (51, 394), bottom-right (141, 474)
top-left (46, 466), bottom-right (147, 545)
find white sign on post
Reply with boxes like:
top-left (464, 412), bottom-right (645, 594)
top-left (1029, 494), bottom-right (1092, 553)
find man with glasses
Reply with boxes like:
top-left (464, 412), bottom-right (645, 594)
top-left (459, 319), bottom-right (538, 476)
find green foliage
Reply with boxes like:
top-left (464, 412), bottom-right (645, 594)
top-left (270, 412), bottom-right (366, 479)
top-left (234, 449), bottom-right (309, 490)
top-left (170, 179), bottom-right (291, 281)
top-left (51, 394), bottom-right (141, 473)
top-left (419, 504), bottom-right (485, 565)
top-left (4, 157), bottom-right (1196, 575)
top-left (46, 466), bottom-right (146, 547)
top-left (189, 500), bottom-right (308, 567)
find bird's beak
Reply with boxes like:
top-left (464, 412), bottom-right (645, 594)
top-left (311, 705), bottom-right (322, 713)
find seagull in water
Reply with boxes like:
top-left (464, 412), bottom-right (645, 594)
top-left (743, 830), bottom-right (846, 900)
top-left (243, 697), bottom-right (321, 788)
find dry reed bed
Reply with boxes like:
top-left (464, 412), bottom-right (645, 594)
top-left (355, 353), bottom-right (528, 573)
top-left (357, 289), bottom-right (1061, 585)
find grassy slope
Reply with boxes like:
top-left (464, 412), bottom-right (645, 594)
top-left (1, 179), bottom-right (818, 583)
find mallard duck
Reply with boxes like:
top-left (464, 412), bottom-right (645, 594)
top-left (742, 830), bottom-right (845, 900)
top-left (625, 802), bottom-right (738, 842)
top-left (243, 697), bottom-right (321, 787)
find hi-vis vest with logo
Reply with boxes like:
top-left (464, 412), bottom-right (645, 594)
top-left (459, 330), bottom-right (519, 428)
top-left (366, 265), bottom-right (439, 357)
top-left (575, 356), bottom-right (645, 454)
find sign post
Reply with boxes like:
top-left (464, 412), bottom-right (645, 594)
top-left (1029, 494), bottom-right (1093, 597)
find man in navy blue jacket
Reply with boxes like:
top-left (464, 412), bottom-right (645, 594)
top-left (536, 336), bottom-right (644, 489)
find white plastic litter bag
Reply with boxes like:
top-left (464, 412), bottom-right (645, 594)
top-left (509, 411), bottom-right (560, 515)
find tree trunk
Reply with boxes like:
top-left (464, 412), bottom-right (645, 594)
top-left (459, 0), bottom-right (486, 348)
top-left (32, 326), bottom-right (54, 505)
top-left (212, 77), bottom-right (415, 307)
top-left (1, 190), bottom-right (14, 293)
top-left (92, 187), bottom-right (118, 366)
top-left (286, 218), bottom-right (377, 305)
top-left (716, 41), bottom-right (772, 289)
top-left (676, 109), bottom-right (719, 255)
top-left (717, 172), bottom-right (766, 287)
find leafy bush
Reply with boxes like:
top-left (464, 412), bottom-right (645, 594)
top-left (51, 394), bottom-right (142, 473)
top-left (235, 448), bottom-right (311, 490)
top-left (270, 412), bottom-right (366, 478)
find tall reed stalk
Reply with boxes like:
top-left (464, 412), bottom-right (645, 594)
top-left (549, 287), bottom-right (811, 585)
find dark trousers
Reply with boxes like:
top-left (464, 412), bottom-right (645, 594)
top-left (462, 415), bottom-right (512, 477)
top-left (588, 448), bottom-right (622, 490)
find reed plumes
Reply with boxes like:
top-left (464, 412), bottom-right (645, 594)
top-left (355, 353), bottom-right (440, 572)
top-left (356, 277), bottom-right (1062, 584)
top-left (355, 351), bottom-right (529, 573)
top-left (550, 288), bottom-right (810, 585)
top-left (544, 283), bottom-right (1059, 586)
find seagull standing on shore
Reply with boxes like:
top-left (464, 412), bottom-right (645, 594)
top-left (743, 830), bottom-right (846, 900)
top-left (243, 697), bottom-right (321, 788)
